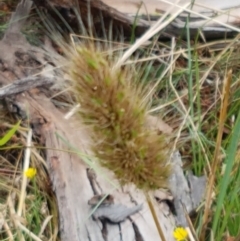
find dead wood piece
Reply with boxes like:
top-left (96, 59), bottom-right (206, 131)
top-left (88, 194), bottom-right (143, 223)
top-left (4, 0), bottom-right (33, 37)
top-left (0, 66), bottom-right (178, 240)
top-left (91, 203), bottom-right (143, 223)
top-left (186, 171), bottom-right (206, 211)
top-left (88, 194), bottom-right (114, 206)
top-left (34, 0), bottom-right (149, 27)
top-left (86, 168), bottom-right (102, 195)
top-left (3, 96), bottom-right (28, 120)
top-left (0, 0), bottom-right (33, 69)
top-left (25, 95), bottom-right (177, 241)
top-left (34, 0), bottom-right (240, 40)
top-left (169, 152), bottom-right (206, 227)
top-left (85, 0), bottom-right (149, 27)
top-left (27, 97), bottom-right (102, 241)
top-left (0, 76), bottom-right (54, 98)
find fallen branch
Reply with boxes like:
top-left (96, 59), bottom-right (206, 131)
top-left (0, 76), bottom-right (54, 98)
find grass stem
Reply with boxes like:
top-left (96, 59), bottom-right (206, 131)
top-left (200, 69), bottom-right (232, 241)
top-left (17, 128), bottom-right (32, 217)
top-left (146, 192), bottom-right (166, 241)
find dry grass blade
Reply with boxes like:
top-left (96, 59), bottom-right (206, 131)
top-left (146, 192), bottom-right (167, 241)
top-left (17, 128), bottom-right (32, 217)
top-left (144, 50), bottom-right (183, 105)
top-left (200, 69), bottom-right (232, 241)
top-left (3, 220), bottom-right (14, 241)
top-left (17, 222), bottom-right (43, 241)
top-left (183, 204), bottom-right (198, 241)
top-left (8, 192), bottom-right (44, 241)
top-left (115, 1), bottom-right (190, 67)
top-left (160, 0), bottom-right (240, 32)
top-left (38, 216), bottom-right (53, 238)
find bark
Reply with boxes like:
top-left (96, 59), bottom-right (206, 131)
top-left (0, 76), bottom-right (53, 98)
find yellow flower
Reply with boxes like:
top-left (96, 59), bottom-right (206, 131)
top-left (173, 227), bottom-right (188, 241)
top-left (24, 168), bottom-right (37, 179)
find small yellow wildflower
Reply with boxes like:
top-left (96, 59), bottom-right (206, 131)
top-left (24, 168), bottom-right (37, 179)
top-left (173, 226), bottom-right (188, 241)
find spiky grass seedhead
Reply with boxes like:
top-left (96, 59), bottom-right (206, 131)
top-left (69, 45), bottom-right (171, 190)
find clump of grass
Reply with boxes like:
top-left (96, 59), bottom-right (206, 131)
top-left (69, 45), bottom-right (171, 190)
top-left (0, 118), bottom-right (58, 241)
top-left (152, 32), bottom-right (240, 240)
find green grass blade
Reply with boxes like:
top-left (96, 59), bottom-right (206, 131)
top-left (0, 121), bottom-right (21, 146)
top-left (130, 3), bottom-right (142, 44)
top-left (212, 110), bottom-right (240, 235)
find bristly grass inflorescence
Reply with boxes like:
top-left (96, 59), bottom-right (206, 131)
top-left (68, 43), bottom-right (171, 190)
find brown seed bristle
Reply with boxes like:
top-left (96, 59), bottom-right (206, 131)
top-left (68, 44), bottom-right (171, 190)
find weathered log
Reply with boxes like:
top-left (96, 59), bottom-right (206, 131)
top-left (0, 77), bottom-right (54, 98)
top-left (33, 0), bottom-right (240, 40)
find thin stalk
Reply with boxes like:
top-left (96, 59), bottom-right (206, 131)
top-left (115, 1), bottom-right (190, 67)
top-left (17, 128), bottom-right (32, 217)
top-left (200, 69), bottom-right (232, 241)
top-left (194, 51), bottom-right (201, 174)
top-left (186, 15), bottom-right (197, 167)
top-left (146, 192), bottom-right (166, 241)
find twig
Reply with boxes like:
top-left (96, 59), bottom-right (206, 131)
top-left (0, 76), bottom-right (54, 98)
